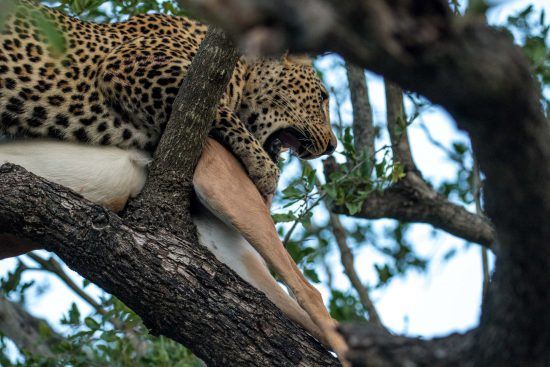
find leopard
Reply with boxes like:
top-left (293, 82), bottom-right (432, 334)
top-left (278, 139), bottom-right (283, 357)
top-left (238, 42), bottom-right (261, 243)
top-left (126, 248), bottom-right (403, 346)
top-left (0, 0), bottom-right (337, 197)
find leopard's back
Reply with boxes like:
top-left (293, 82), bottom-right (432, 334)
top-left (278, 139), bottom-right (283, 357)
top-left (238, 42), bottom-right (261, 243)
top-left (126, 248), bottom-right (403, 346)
top-left (0, 0), bottom-right (231, 151)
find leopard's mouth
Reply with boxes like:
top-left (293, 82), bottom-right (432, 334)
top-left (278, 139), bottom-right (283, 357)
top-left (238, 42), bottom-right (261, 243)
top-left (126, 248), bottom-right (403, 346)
top-left (264, 127), bottom-right (312, 163)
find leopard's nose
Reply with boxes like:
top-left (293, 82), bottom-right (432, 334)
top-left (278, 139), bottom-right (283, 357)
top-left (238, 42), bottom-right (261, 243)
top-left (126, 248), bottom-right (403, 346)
top-left (323, 142), bottom-right (336, 155)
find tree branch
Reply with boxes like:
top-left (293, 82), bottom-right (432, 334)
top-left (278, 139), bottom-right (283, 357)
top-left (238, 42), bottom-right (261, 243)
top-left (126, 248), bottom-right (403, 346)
top-left (323, 157), bottom-right (495, 248)
top-left (26, 253), bottom-right (104, 314)
top-left (345, 64), bottom-right (374, 158)
top-left (124, 27), bottom-right (239, 232)
top-left (339, 324), bottom-right (475, 367)
top-left (328, 212), bottom-right (384, 328)
top-left (187, 1), bottom-right (550, 364)
top-left (0, 164), bottom-right (337, 366)
top-left (0, 296), bottom-right (61, 357)
top-left (327, 77), bottom-right (496, 247)
top-left (472, 160), bottom-right (491, 300)
top-left (384, 80), bottom-right (416, 174)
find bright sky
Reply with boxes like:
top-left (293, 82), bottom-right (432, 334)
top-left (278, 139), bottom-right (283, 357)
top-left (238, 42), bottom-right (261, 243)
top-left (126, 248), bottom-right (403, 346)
top-left (1, 0), bottom-right (548, 355)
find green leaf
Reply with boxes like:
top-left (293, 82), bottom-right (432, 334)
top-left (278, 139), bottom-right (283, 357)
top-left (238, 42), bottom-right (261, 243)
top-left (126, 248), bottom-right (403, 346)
top-left (282, 185), bottom-right (303, 199)
top-left (31, 11), bottom-right (67, 57)
top-left (68, 303), bottom-right (81, 325)
top-left (345, 201), bottom-right (362, 215)
top-left (84, 317), bottom-right (100, 330)
top-left (303, 268), bottom-right (320, 283)
top-left (272, 212), bottom-right (297, 223)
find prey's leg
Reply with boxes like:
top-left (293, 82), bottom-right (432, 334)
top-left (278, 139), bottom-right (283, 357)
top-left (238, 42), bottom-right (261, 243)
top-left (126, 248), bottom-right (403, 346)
top-left (193, 138), bottom-right (348, 362)
top-left (193, 202), bottom-right (322, 340)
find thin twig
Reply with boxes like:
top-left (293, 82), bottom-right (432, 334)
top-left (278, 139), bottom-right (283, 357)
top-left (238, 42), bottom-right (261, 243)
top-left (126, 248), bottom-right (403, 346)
top-left (417, 122), bottom-right (467, 169)
top-left (26, 253), bottom-right (104, 314)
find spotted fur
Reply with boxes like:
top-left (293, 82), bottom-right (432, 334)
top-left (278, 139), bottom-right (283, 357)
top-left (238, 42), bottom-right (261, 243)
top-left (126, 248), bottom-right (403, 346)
top-left (0, 0), bottom-right (336, 195)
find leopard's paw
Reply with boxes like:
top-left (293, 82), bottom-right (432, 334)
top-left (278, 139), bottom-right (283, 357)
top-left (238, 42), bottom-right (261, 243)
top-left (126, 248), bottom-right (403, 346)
top-left (249, 161), bottom-right (280, 197)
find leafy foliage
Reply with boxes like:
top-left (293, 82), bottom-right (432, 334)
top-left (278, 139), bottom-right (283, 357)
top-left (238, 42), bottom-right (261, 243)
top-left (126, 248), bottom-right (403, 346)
top-left (505, 6), bottom-right (550, 117)
top-left (42, 0), bottom-right (183, 21)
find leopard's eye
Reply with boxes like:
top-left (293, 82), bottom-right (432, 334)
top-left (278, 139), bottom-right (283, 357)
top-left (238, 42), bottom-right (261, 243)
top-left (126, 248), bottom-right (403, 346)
top-left (320, 90), bottom-right (328, 102)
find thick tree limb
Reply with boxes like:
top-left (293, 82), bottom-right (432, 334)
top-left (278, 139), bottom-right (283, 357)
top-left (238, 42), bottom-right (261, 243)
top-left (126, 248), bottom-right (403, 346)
top-left (0, 297), bottom-right (60, 357)
top-left (124, 27), bottom-right (239, 232)
top-left (0, 164), bottom-right (337, 367)
top-left (0, 27), bottom-right (338, 366)
top-left (323, 158), bottom-right (495, 248)
top-left (187, 1), bottom-right (550, 366)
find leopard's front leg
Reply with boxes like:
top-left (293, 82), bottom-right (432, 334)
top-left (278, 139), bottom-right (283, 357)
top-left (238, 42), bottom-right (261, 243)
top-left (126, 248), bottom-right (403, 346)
top-left (211, 107), bottom-right (279, 197)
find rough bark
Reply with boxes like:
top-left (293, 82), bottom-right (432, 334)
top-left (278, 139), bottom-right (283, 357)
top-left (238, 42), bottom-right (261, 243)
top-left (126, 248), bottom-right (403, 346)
top-left (186, 1), bottom-right (550, 366)
top-left (0, 164), bottom-right (337, 367)
top-left (0, 27), bottom-right (338, 366)
top-left (124, 27), bottom-right (239, 233)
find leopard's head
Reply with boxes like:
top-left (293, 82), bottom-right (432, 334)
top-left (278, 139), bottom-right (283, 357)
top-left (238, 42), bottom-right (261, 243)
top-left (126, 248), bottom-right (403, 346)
top-left (238, 54), bottom-right (337, 163)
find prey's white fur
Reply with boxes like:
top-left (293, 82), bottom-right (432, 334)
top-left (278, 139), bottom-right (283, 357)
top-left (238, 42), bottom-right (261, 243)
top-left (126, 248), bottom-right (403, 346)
top-left (0, 139), bottom-right (150, 208)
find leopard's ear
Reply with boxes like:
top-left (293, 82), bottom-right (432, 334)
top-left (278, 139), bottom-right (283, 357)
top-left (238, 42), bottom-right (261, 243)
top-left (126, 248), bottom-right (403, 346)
top-left (283, 52), bottom-right (313, 66)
